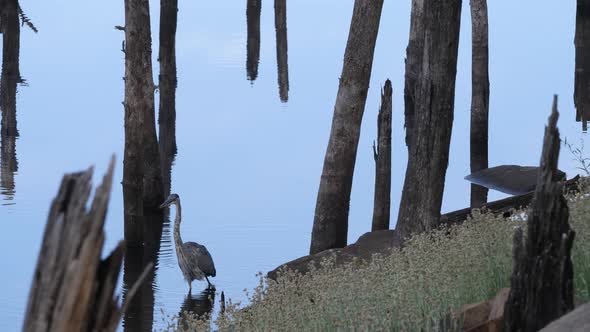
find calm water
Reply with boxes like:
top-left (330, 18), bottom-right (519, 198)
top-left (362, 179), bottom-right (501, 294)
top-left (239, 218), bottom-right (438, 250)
top-left (0, 1), bottom-right (583, 331)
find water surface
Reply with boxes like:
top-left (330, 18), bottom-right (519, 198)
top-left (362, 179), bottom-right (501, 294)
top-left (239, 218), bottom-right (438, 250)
top-left (0, 1), bottom-right (582, 331)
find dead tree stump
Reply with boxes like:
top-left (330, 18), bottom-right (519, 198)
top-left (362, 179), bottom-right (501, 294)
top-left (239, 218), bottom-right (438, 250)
top-left (372, 79), bottom-right (392, 231)
top-left (22, 157), bottom-right (151, 332)
top-left (503, 95), bottom-right (575, 332)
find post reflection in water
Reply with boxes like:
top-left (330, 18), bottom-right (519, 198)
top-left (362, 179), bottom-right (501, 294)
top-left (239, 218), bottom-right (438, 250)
top-left (0, 0), bottom-right (21, 203)
top-left (274, 0), bottom-right (289, 102)
top-left (246, 0), bottom-right (261, 81)
top-left (122, 213), bottom-right (166, 332)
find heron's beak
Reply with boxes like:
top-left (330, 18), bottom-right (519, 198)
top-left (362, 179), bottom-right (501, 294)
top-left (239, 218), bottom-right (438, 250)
top-left (159, 197), bottom-right (175, 209)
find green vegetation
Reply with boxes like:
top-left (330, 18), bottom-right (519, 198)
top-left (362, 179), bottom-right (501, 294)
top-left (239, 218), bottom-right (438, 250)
top-left (166, 184), bottom-right (590, 331)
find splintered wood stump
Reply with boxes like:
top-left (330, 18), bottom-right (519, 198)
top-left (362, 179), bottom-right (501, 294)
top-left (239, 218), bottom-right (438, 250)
top-left (503, 96), bottom-right (575, 332)
top-left (372, 79), bottom-right (393, 231)
top-left (22, 157), bottom-right (151, 332)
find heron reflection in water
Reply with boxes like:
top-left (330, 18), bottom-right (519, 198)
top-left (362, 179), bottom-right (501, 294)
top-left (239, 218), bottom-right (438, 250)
top-left (160, 193), bottom-right (216, 291)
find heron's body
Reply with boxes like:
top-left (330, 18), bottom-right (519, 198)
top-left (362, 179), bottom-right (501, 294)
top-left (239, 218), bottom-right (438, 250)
top-left (161, 194), bottom-right (216, 290)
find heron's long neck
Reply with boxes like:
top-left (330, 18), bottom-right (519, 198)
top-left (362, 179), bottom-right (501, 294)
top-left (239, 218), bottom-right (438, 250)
top-left (173, 200), bottom-right (183, 247)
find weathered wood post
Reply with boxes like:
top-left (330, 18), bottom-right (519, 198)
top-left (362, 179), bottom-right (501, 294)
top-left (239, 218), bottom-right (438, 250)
top-left (469, 0), bottom-right (490, 207)
top-left (575, 0), bottom-right (590, 131)
top-left (503, 96), bottom-right (576, 331)
top-left (372, 79), bottom-right (392, 231)
top-left (0, 0), bottom-right (20, 137)
top-left (274, 0), bottom-right (289, 102)
top-left (22, 158), bottom-right (151, 332)
top-left (246, 0), bottom-right (261, 81)
top-left (396, 0), bottom-right (462, 238)
top-left (158, 0), bottom-right (178, 196)
top-left (123, 0), bottom-right (165, 245)
top-left (310, 0), bottom-right (385, 254)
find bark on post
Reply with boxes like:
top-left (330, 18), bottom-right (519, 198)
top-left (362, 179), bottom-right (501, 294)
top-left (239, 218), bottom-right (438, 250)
top-left (0, 0), bottom-right (20, 137)
top-left (274, 0), bottom-right (289, 102)
top-left (396, 0), bottom-right (462, 239)
top-left (22, 158), bottom-right (151, 332)
top-left (372, 80), bottom-right (392, 231)
top-left (575, 0), bottom-right (590, 131)
top-left (469, 0), bottom-right (490, 207)
top-left (310, 0), bottom-right (385, 254)
top-left (403, 0), bottom-right (425, 148)
top-left (158, 0), bottom-right (178, 196)
top-left (246, 0), bottom-right (261, 81)
top-left (123, 0), bottom-right (164, 244)
top-left (504, 96), bottom-right (576, 332)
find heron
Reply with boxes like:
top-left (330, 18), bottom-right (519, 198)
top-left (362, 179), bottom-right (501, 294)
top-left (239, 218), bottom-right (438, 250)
top-left (159, 193), bottom-right (216, 291)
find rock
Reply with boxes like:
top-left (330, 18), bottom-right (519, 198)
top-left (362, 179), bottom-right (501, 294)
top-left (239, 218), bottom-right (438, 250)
top-left (267, 230), bottom-right (403, 280)
top-left (539, 302), bottom-right (590, 332)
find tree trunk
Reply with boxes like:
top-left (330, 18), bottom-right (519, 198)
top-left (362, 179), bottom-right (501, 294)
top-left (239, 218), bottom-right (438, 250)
top-left (274, 0), bottom-right (289, 102)
top-left (246, 0), bottom-right (261, 81)
top-left (0, 0), bottom-right (19, 201)
top-left (403, 0), bottom-right (425, 148)
top-left (575, 0), bottom-right (590, 131)
top-left (372, 79), bottom-right (392, 231)
top-left (0, 0), bottom-right (20, 137)
top-left (504, 96), bottom-right (575, 332)
top-left (123, 0), bottom-right (164, 244)
top-left (310, 0), bottom-right (384, 254)
top-left (158, 0), bottom-right (178, 196)
top-left (469, 0), bottom-right (490, 207)
top-left (396, 0), bottom-right (462, 239)
top-left (22, 158), bottom-right (151, 332)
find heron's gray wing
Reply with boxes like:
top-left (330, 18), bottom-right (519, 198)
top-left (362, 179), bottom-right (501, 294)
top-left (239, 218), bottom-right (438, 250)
top-left (182, 242), bottom-right (216, 277)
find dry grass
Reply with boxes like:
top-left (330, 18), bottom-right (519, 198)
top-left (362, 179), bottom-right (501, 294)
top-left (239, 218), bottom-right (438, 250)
top-left (167, 183), bottom-right (590, 331)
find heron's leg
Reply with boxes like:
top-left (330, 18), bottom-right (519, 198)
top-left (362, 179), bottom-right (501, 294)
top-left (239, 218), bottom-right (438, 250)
top-left (188, 281), bottom-right (192, 292)
top-left (205, 276), bottom-right (212, 288)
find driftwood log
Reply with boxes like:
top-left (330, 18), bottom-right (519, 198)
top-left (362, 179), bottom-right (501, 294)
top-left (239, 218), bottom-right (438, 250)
top-left (372, 79), bottom-right (392, 231)
top-left (22, 157), bottom-right (151, 332)
top-left (503, 96), bottom-right (576, 331)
